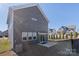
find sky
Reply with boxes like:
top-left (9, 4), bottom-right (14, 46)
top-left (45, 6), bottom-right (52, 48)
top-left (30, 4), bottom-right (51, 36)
top-left (0, 3), bottom-right (79, 32)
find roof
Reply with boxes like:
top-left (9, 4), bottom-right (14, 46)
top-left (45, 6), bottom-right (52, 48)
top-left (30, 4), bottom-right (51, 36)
top-left (7, 3), bottom-right (48, 25)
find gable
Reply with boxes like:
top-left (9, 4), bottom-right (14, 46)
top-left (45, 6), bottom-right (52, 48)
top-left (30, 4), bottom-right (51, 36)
top-left (7, 4), bottom-right (48, 25)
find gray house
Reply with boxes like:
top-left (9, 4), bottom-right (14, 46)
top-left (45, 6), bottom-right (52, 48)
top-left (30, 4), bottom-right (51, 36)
top-left (3, 30), bottom-right (8, 37)
top-left (0, 31), bottom-right (3, 37)
top-left (7, 4), bottom-right (48, 52)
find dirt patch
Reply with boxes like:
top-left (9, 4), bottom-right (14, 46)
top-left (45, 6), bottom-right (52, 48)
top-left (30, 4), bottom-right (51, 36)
top-left (0, 50), bottom-right (17, 56)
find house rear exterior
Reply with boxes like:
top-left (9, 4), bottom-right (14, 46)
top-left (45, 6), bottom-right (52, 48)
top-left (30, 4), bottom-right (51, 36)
top-left (7, 4), bottom-right (48, 52)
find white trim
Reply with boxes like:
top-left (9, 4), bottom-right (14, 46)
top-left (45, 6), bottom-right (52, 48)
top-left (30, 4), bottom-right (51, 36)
top-left (36, 4), bottom-right (49, 22)
top-left (12, 9), bottom-right (14, 49)
top-left (7, 8), bottom-right (12, 25)
top-left (11, 3), bottom-right (38, 10)
top-left (38, 32), bottom-right (48, 35)
top-left (22, 32), bottom-right (28, 41)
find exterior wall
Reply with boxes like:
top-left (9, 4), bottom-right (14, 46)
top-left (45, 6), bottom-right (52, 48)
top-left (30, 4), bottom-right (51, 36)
top-left (17, 40), bottom-right (72, 56)
top-left (12, 6), bottom-right (48, 52)
top-left (13, 6), bottom-right (48, 32)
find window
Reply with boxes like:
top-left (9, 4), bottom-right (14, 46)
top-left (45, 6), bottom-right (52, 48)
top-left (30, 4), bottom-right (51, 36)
top-left (22, 32), bottom-right (37, 41)
top-left (23, 37), bottom-right (27, 40)
top-left (33, 36), bottom-right (36, 40)
top-left (49, 35), bottom-right (50, 39)
top-left (22, 32), bottom-right (28, 41)
top-left (32, 32), bottom-right (37, 40)
top-left (28, 37), bottom-right (32, 40)
top-left (28, 32), bottom-right (32, 40)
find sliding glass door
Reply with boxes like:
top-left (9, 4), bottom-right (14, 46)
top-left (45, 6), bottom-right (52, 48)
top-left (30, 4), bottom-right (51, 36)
top-left (38, 32), bottom-right (48, 44)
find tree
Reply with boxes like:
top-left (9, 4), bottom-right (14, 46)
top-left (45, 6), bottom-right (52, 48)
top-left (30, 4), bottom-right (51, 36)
top-left (77, 32), bottom-right (79, 38)
top-left (55, 34), bottom-right (58, 39)
top-left (48, 35), bottom-right (51, 39)
top-left (65, 34), bottom-right (68, 39)
top-left (51, 35), bottom-right (53, 39)
top-left (59, 33), bottom-right (61, 39)
top-left (74, 32), bottom-right (77, 39)
top-left (61, 31), bottom-right (64, 39)
top-left (77, 32), bottom-right (78, 38)
top-left (70, 32), bottom-right (73, 39)
top-left (53, 35), bottom-right (55, 39)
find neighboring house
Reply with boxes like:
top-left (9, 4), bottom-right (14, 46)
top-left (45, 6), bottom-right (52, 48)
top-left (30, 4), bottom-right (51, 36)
top-left (48, 29), bottom-right (56, 35)
top-left (57, 26), bottom-right (68, 34)
top-left (48, 29), bottom-right (56, 34)
top-left (67, 25), bottom-right (76, 34)
top-left (0, 31), bottom-right (3, 37)
top-left (57, 25), bottom-right (76, 34)
top-left (3, 30), bottom-right (8, 37)
top-left (65, 25), bottom-right (76, 35)
top-left (7, 4), bottom-right (48, 52)
top-left (67, 25), bottom-right (76, 32)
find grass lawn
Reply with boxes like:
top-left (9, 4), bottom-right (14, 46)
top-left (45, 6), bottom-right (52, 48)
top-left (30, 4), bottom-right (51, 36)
top-left (0, 37), bottom-right (11, 53)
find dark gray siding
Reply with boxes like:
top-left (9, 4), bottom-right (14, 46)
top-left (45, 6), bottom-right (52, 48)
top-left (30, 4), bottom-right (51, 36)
top-left (14, 6), bottom-right (48, 32)
top-left (13, 6), bottom-right (48, 51)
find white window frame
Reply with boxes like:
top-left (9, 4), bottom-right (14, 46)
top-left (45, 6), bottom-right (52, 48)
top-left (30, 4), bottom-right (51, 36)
top-left (28, 32), bottom-right (33, 41)
top-left (22, 32), bottom-right (28, 41)
top-left (32, 32), bottom-right (37, 40)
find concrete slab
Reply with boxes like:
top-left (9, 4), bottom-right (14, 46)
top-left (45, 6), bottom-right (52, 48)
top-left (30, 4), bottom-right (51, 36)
top-left (38, 42), bottom-right (58, 48)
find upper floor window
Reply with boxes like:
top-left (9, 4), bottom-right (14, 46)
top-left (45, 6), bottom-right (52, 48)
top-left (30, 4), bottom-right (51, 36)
top-left (32, 18), bottom-right (38, 21)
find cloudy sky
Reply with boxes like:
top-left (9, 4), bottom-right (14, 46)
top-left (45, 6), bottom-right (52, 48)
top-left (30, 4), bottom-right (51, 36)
top-left (0, 3), bottom-right (79, 32)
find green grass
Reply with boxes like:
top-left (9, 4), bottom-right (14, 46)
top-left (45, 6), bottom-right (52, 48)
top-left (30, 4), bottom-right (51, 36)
top-left (0, 37), bottom-right (11, 53)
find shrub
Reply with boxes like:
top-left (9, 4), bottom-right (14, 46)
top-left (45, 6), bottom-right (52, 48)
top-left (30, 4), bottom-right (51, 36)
top-left (48, 35), bottom-right (51, 39)
top-left (53, 35), bottom-right (55, 39)
top-left (74, 32), bottom-right (77, 38)
top-left (55, 34), bottom-right (58, 39)
top-left (65, 34), bottom-right (68, 39)
top-left (61, 33), bottom-right (64, 39)
top-left (70, 32), bottom-right (73, 39)
top-left (59, 34), bottom-right (61, 39)
top-left (51, 35), bottom-right (53, 39)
